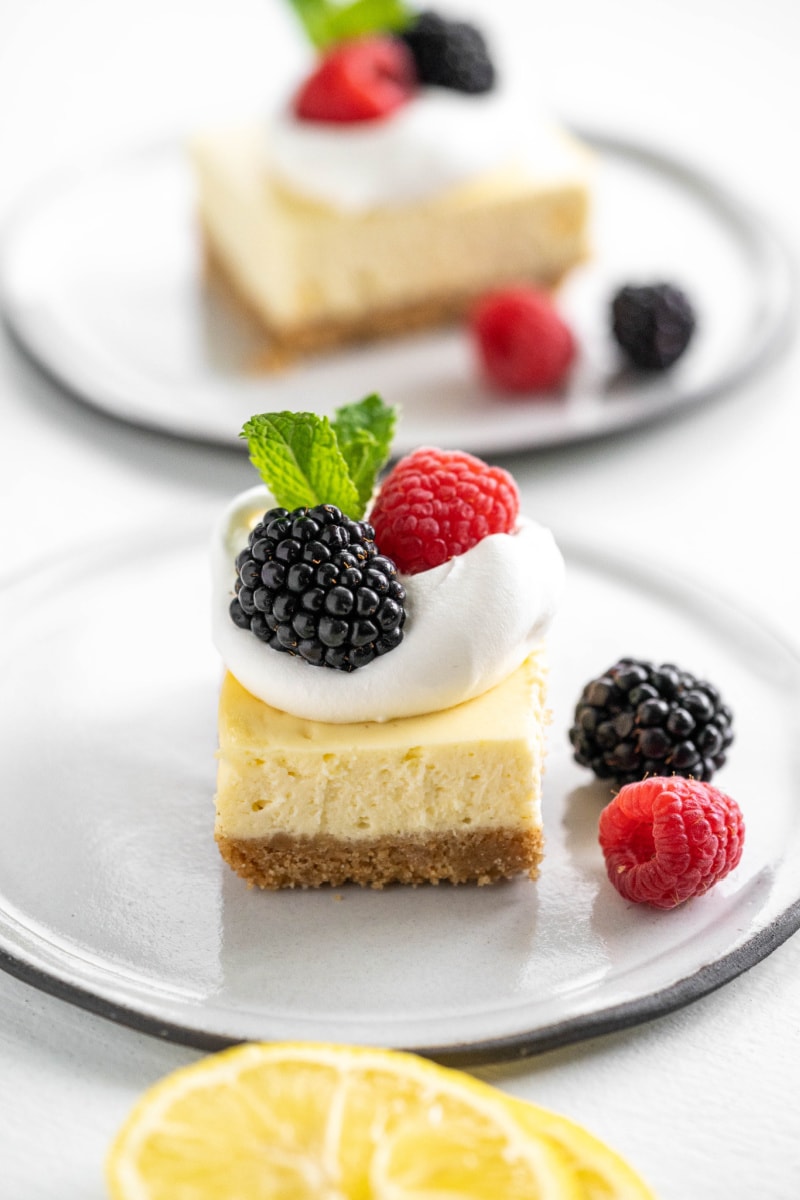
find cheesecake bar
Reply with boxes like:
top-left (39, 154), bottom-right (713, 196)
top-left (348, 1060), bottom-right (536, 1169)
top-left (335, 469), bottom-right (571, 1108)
top-left (215, 650), bottom-right (548, 889)
top-left (191, 123), bottom-right (591, 361)
top-left (212, 399), bottom-right (563, 890)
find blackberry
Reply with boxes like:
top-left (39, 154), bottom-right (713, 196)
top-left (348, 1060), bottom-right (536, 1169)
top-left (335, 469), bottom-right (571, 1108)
top-left (400, 11), bottom-right (495, 94)
top-left (230, 504), bottom-right (406, 671)
top-left (569, 657), bottom-right (734, 785)
top-left (611, 283), bottom-right (696, 369)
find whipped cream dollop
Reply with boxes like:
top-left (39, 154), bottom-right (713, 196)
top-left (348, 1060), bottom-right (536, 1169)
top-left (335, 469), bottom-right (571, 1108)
top-left (268, 89), bottom-right (525, 212)
top-left (212, 485), bottom-right (564, 724)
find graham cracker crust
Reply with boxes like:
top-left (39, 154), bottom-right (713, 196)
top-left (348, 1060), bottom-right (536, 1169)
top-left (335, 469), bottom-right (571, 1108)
top-left (200, 225), bottom-right (572, 370)
top-left (216, 826), bottom-right (545, 890)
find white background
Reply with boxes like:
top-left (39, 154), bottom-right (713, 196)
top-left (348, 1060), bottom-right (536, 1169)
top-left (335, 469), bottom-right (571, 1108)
top-left (1, 1), bottom-right (799, 1196)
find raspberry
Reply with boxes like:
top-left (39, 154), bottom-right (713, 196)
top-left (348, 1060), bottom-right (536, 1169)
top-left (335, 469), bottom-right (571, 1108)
top-left (598, 776), bottom-right (745, 909)
top-left (294, 37), bottom-right (418, 124)
top-left (471, 288), bottom-right (576, 393)
top-left (611, 282), bottom-right (696, 369)
top-left (400, 11), bottom-right (495, 94)
top-left (569, 657), bottom-right (734, 785)
top-left (369, 447), bottom-right (519, 575)
top-left (230, 504), bottom-right (406, 671)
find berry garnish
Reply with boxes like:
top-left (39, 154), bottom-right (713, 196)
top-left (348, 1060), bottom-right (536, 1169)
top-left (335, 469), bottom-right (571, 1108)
top-left (400, 10), bottom-right (495, 93)
top-left (471, 288), bottom-right (576, 393)
top-left (598, 776), bottom-right (745, 908)
top-left (235, 395), bottom-right (402, 669)
top-left (611, 282), bottom-right (696, 369)
top-left (570, 657), bottom-right (734, 785)
top-left (294, 37), bottom-right (418, 123)
top-left (370, 447), bottom-right (519, 575)
top-left (230, 504), bottom-right (405, 670)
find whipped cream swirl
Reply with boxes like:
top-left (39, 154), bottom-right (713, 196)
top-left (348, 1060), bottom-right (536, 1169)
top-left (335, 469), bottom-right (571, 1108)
top-left (212, 486), bottom-right (564, 724)
top-left (268, 89), bottom-right (525, 212)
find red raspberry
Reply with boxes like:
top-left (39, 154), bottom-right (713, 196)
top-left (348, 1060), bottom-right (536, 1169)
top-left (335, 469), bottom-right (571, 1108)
top-left (598, 776), bottom-right (745, 909)
top-left (294, 38), bottom-right (418, 124)
top-left (471, 287), bottom-right (576, 392)
top-left (369, 447), bottom-right (519, 575)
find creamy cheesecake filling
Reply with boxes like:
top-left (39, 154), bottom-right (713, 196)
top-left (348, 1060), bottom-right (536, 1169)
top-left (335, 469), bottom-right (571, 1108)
top-left (215, 653), bottom-right (548, 888)
top-left (215, 655), bottom-right (545, 842)
top-left (217, 672), bottom-right (544, 840)
top-left (191, 125), bottom-right (592, 334)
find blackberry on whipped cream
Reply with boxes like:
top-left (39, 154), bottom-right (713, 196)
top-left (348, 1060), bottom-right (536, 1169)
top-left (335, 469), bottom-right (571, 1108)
top-left (230, 503), bottom-right (406, 672)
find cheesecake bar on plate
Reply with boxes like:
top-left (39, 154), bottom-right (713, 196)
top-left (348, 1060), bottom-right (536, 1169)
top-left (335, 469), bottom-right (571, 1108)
top-left (215, 653), bottom-right (549, 889)
top-left (211, 397), bottom-right (564, 888)
top-left (191, 9), bottom-right (592, 361)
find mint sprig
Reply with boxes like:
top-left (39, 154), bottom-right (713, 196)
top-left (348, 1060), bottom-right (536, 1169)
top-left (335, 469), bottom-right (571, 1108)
top-left (332, 393), bottom-right (396, 514)
top-left (241, 395), bottom-right (396, 519)
top-left (285, 0), bottom-right (411, 50)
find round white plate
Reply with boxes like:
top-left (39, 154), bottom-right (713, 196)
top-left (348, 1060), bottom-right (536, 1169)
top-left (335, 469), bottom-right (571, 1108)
top-left (0, 133), bottom-right (794, 456)
top-left (1, 527), bottom-right (799, 1063)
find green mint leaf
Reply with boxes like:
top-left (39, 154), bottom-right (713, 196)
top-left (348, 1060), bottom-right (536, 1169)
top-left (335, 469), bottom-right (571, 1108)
top-left (285, 0), bottom-right (411, 49)
top-left (242, 411), bottom-right (360, 516)
top-left (284, 0), bottom-right (332, 48)
top-left (337, 427), bottom-right (383, 514)
top-left (332, 393), bottom-right (396, 513)
top-left (319, 0), bottom-right (411, 45)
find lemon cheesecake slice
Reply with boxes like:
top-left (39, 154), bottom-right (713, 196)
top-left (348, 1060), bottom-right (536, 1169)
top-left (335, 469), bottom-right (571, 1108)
top-left (191, 15), bottom-right (591, 362)
top-left (215, 651), bottom-right (548, 888)
top-left (212, 400), bottom-right (563, 889)
top-left (193, 122), bottom-right (591, 360)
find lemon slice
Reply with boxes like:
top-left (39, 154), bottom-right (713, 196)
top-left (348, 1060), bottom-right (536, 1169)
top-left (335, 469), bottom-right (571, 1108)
top-left (506, 1097), bottom-right (656, 1200)
top-left (106, 1042), bottom-right (651, 1200)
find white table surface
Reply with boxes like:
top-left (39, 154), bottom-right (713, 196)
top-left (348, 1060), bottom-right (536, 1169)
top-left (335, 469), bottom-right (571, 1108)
top-left (1, 1), bottom-right (799, 1196)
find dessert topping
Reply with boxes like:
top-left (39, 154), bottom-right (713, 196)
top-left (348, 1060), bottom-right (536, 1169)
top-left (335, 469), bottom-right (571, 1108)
top-left (230, 504), bottom-right (406, 671)
top-left (570, 657), bottom-right (734, 785)
top-left (215, 397), bottom-right (563, 720)
top-left (242, 393), bottom-right (395, 520)
top-left (370, 446), bottom-right (519, 575)
top-left (611, 282), bottom-right (696, 369)
top-left (270, 88), bottom-right (524, 211)
top-left (286, 0), bottom-right (411, 51)
top-left (215, 487), bottom-right (563, 722)
top-left (471, 287), bottom-right (576, 393)
top-left (233, 396), bottom-right (406, 670)
top-left (294, 36), bottom-right (418, 123)
top-left (598, 776), bottom-right (745, 908)
top-left (400, 10), bottom-right (496, 94)
top-left (286, 1), bottom-right (496, 96)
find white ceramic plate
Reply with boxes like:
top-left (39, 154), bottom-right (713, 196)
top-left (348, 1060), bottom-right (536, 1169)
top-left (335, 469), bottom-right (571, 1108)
top-left (1, 526), bottom-right (799, 1063)
top-left (0, 132), bottom-right (794, 456)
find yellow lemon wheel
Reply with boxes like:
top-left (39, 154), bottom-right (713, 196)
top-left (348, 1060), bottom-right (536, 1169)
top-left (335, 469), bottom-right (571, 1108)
top-left (106, 1042), bottom-right (653, 1200)
top-left (506, 1096), bottom-right (656, 1199)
